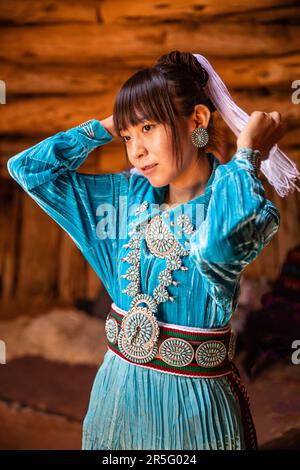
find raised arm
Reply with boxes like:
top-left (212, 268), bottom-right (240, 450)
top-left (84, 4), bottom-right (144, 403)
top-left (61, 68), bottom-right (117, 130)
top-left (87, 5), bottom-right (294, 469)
top-left (189, 147), bottom-right (280, 307)
top-left (7, 118), bottom-right (131, 301)
top-left (189, 110), bottom-right (285, 310)
top-left (7, 119), bottom-right (115, 252)
top-left (7, 119), bottom-right (114, 192)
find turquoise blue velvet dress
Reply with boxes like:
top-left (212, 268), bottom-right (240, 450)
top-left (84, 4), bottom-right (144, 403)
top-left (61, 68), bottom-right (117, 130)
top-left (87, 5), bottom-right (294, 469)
top-left (7, 119), bottom-right (280, 450)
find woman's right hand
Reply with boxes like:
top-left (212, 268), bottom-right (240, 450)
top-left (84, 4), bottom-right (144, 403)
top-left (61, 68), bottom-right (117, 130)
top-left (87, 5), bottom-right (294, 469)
top-left (99, 114), bottom-right (118, 138)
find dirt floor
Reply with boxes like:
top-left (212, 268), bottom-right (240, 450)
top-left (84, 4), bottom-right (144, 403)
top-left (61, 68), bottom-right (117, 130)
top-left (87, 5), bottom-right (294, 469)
top-left (0, 308), bottom-right (299, 450)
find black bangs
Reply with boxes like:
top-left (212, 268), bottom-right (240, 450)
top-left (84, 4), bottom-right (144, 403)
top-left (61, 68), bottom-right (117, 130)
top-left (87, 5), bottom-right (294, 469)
top-left (113, 67), bottom-right (178, 137)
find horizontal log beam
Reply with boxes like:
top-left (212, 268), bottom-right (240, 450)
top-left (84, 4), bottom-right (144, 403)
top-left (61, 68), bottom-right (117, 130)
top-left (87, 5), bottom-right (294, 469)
top-left (1, 23), bottom-right (300, 66)
top-left (101, 0), bottom-right (300, 25)
top-left (1, 1), bottom-right (297, 26)
top-left (1, 54), bottom-right (299, 96)
top-left (0, 0), bottom-right (98, 25)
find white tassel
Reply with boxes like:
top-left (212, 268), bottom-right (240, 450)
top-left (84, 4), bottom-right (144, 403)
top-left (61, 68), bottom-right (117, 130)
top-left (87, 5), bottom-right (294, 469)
top-left (193, 53), bottom-right (300, 198)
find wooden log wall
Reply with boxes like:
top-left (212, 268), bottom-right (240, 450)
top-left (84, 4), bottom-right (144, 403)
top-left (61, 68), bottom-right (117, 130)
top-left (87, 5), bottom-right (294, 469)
top-left (0, 0), bottom-right (300, 317)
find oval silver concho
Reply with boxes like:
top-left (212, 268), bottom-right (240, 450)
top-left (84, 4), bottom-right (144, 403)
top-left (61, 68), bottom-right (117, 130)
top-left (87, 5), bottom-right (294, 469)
top-left (118, 298), bottom-right (160, 364)
top-left (105, 315), bottom-right (119, 344)
top-left (159, 337), bottom-right (194, 367)
top-left (195, 340), bottom-right (227, 368)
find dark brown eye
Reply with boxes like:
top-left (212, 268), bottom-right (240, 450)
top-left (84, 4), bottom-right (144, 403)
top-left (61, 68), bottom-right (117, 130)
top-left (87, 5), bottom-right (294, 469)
top-left (143, 124), bottom-right (153, 132)
top-left (121, 124), bottom-right (154, 144)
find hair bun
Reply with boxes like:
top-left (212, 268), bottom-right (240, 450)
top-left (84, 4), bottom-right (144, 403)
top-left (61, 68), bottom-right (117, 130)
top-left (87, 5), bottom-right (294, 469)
top-left (156, 50), bottom-right (209, 88)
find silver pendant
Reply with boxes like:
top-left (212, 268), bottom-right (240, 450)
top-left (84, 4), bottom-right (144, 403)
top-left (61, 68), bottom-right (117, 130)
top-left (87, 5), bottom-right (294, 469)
top-left (145, 214), bottom-right (179, 259)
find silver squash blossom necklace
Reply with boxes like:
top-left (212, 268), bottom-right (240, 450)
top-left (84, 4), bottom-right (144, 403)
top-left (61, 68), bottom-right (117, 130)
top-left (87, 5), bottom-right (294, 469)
top-left (108, 200), bottom-right (196, 364)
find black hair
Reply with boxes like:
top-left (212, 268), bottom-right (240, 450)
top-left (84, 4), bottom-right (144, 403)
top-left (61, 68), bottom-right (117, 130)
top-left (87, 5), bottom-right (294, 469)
top-left (112, 50), bottom-right (218, 173)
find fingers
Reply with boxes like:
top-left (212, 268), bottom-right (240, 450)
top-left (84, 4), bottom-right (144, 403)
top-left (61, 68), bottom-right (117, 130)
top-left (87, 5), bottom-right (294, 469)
top-left (258, 110), bottom-right (286, 133)
top-left (271, 112), bottom-right (288, 138)
top-left (268, 111), bottom-right (281, 126)
top-left (252, 110), bottom-right (281, 124)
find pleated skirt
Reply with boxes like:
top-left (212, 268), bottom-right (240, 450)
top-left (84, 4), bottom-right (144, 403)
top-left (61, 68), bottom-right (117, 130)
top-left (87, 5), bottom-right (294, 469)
top-left (81, 348), bottom-right (246, 450)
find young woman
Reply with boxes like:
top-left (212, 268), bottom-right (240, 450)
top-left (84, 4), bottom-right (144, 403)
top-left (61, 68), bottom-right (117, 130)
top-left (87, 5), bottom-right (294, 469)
top-left (7, 51), bottom-right (290, 450)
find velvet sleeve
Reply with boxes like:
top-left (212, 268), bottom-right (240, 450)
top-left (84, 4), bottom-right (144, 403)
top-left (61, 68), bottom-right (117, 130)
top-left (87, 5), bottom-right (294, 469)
top-left (189, 147), bottom-right (280, 308)
top-left (7, 119), bottom-right (129, 301)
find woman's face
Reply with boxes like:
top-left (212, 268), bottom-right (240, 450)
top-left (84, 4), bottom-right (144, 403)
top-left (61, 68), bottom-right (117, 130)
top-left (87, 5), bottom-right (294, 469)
top-left (120, 117), bottom-right (197, 187)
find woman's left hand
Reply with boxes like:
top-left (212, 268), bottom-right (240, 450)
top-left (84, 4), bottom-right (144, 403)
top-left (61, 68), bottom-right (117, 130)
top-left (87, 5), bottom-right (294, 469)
top-left (237, 111), bottom-right (287, 160)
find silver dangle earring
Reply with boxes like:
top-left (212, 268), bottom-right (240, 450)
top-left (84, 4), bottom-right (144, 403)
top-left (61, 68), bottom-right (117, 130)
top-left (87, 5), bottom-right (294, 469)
top-left (191, 126), bottom-right (209, 148)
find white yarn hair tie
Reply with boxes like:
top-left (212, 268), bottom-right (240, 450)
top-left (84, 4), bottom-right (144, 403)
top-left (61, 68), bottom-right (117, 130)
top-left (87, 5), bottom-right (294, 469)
top-left (192, 53), bottom-right (300, 198)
